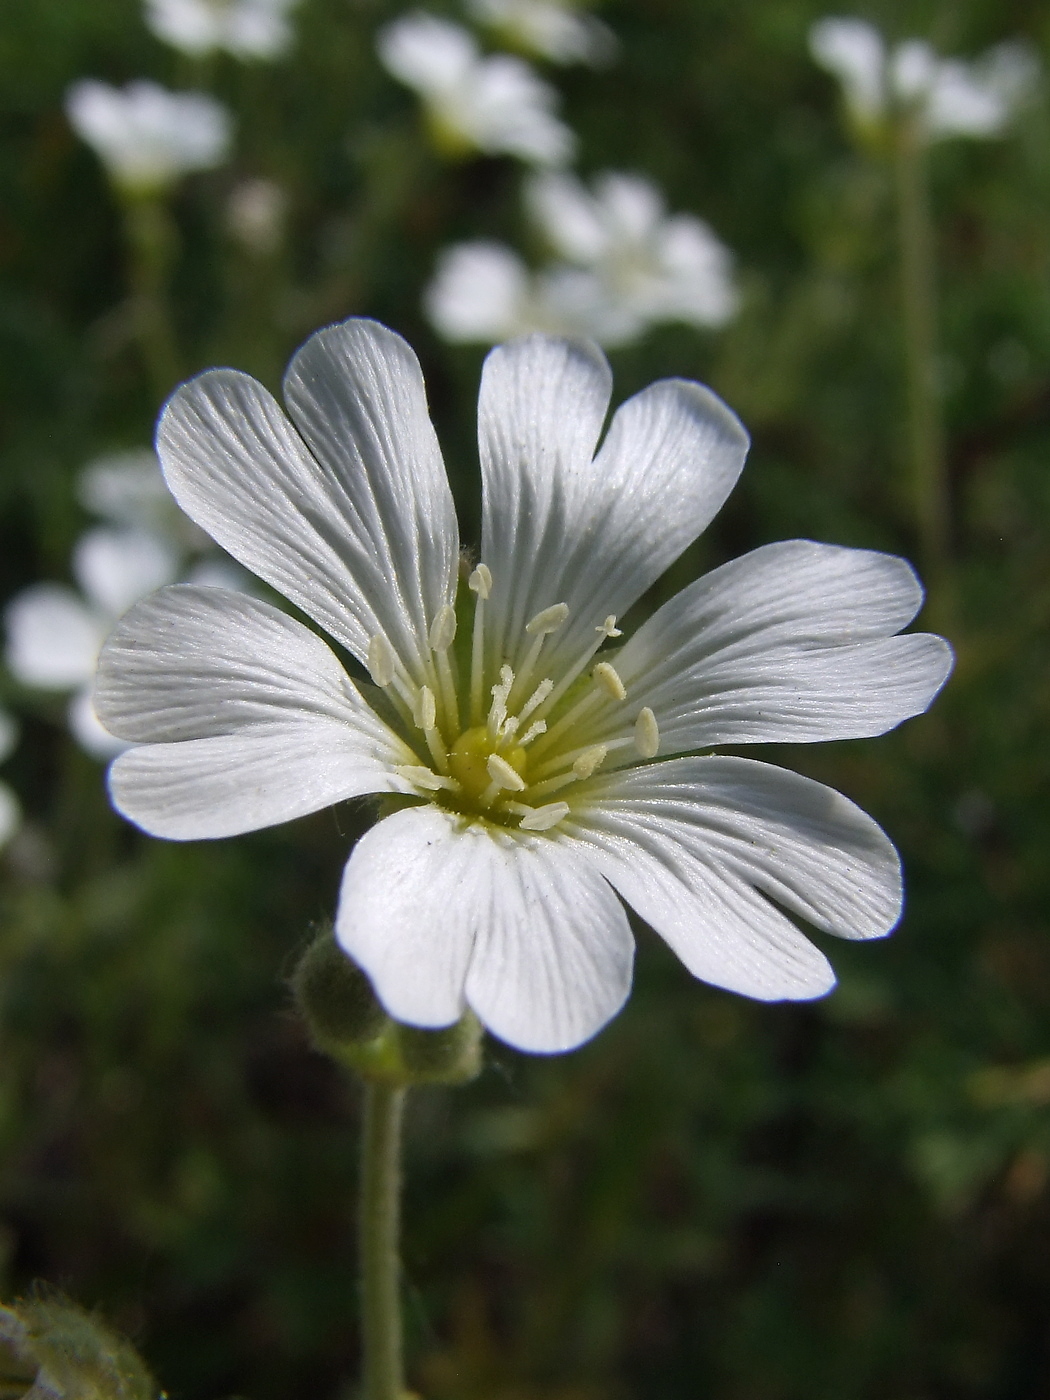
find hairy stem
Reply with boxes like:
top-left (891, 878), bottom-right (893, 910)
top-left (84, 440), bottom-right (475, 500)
top-left (893, 118), bottom-right (948, 576)
top-left (359, 1081), bottom-right (407, 1400)
top-left (122, 194), bottom-right (181, 404)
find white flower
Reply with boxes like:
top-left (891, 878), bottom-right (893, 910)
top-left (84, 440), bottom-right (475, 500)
top-left (7, 529), bottom-right (181, 757)
top-left (225, 177), bottom-right (287, 255)
top-left (426, 172), bottom-right (738, 347)
top-left (0, 711), bottom-right (22, 850)
top-left (144, 0), bottom-right (301, 59)
top-left (377, 13), bottom-right (575, 165)
top-left (810, 17), bottom-right (1038, 141)
top-left (465, 0), bottom-right (617, 68)
top-left (65, 80), bottom-right (233, 194)
top-left (78, 447), bottom-right (208, 548)
top-left (95, 320), bottom-right (952, 1054)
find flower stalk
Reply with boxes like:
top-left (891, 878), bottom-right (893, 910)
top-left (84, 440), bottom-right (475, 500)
top-left (359, 1080), bottom-right (407, 1400)
top-left (122, 194), bottom-right (181, 404)
top-left (893, 115), bottom-right (948, 578)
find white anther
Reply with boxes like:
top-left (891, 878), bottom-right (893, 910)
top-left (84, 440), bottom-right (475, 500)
top-left (572, 745), bottom-right (608, 780)
top-left (395, 765), bottom-right (458, 793)
top-left (519, 720), bottom-right (547, 747)
top-left (367, 633), bottom-right (396, 688)
top-left (634, 707), bottom-right (660, 759)
top-left (428, 604), bottom-right (457, 652)
top-left (525, 602), bottom-right (570, 636)
top-left (596, 615), bottom-right (622, 638)
top-left (594, 661), bottom-right (627, 702)
top-left (485, 753), bottom-right (526, 793)
top-left (516, 802), bottom-right (570, 832)
top-left (468, 563), bottom-right (492, 599)
top-left (413, 685), bottom-right (437, 732)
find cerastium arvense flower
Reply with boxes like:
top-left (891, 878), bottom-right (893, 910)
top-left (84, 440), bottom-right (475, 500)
top-left (96, 317), bottom-right (951, 1055)
top-left (94, 317), bottom-right (950, 1399)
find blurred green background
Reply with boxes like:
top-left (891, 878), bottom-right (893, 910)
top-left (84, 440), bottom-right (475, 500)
top-left (2, 0), bottom-right (1050, 1396)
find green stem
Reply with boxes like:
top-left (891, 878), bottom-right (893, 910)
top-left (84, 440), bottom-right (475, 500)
top-left (122, 194), bottom-right (181, 404)
top-left (893, 118), bottom-right (948, 577)
top-left (359, 1081), bottom-right (407, 1400)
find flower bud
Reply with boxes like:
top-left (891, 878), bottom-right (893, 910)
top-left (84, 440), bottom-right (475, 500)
top-left (0, 1294), bottom-right (157, 1400)
top-left (292, 926), bottom-right (389, 1053)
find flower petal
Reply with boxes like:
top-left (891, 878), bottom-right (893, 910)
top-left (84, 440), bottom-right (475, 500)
top-left (98, 586), bottom-right (408, 840)
top-left (337, 804), bottom-right (634, 1051)
top-left (566, 755), bottom-right (902, 999)
top-left (109, 725), bottom-right (394, 841)
top-left (157, 319), bottom-right (458, 680)
top-left (595, 540), bottom-right (953, 753)
top-left (478, 335), bottom-right (748, 679)
top-left (96, 584), bottom-right (405, 747)
top-left (5, 585), bottom-right (104, 689)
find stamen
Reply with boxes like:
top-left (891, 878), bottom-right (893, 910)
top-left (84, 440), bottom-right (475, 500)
top-left (425, 725), bottom-right (449, 774)
top-left (468, 563), bottom-right (491, 724)
top-left (525, 614), bottom-right (623, 733)
top-left (572, 745), bottom-right (608, 780)
top-left (525, 602), bottom-right (570, 636)
top-left (468, 563), bottom-right (492, 599)
top-left (512, 602), bottom-right (569, 708)
top-left (479, 751), bottom-right (528, 807)
top-left (487, 664), bottom-right (515, 740)
top-left (428, 604), bottom-right (460, 733)
top-left (412, 685), bottom-right (437, 732)
top-left (634, 707), bottom-right (660, 759)
top-left (486, 753), bottom-right (526, 792)
top-left (593, 662), bottom-right (627, 702)
top-left (367, 633), bottom-right (396, 688)
top-left (428, 604), bottom-right (457, 652)
top-left (518, 720), bottom-right (547, 747)
top-left (395, 765), bottom-right (460, 793)
top-left (509, 801), bottom-right (571, 832)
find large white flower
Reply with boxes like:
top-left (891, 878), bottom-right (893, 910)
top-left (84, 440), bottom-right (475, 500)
top-left (426, 172), bottom-right (737, 347)
top-left (809, 18), bottom-right (1038, 141)
top-left (465, 0), bottom-right (617, 68)
top-left (377, 13), bottom-right (575, 165)
top-left (144, 0), bottom-right (301, 60)
top-left (65, 80), bottom-right (233, 195)
top-left (95, 320), bottom-right (952, 1054)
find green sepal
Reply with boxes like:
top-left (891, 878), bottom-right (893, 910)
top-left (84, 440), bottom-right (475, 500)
top-left (292, 928), bottom-right (483, 1087)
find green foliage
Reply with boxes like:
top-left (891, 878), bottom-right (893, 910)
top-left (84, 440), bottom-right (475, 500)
top-left (0, 0), bottom-right (1049, 1396)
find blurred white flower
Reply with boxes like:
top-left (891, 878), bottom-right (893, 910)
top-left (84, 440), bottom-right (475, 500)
top-left (0, 711), bottom-right (22, 850)
top-left (225, 177), bottom-right (287, 255)
top-left (7, 450), bottom-right (247, 757)
top-left (7, 529), bottom-right (180, 757)
top-left (810, 18), bottom-right (1038, 141)
top-left (65, 80), bottom-right (233, 194)
top-left (377, 13), bottom-right (575, 165)
top-left (466, 0), bottom-right (616, 67)
top-left (144, 0), bottom-right (301, 59)
top-left (426, 171), bottom-right (738, 347)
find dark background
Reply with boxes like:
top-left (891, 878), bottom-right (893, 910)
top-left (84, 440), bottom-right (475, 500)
top-left (1, 0), bottom-right (1049, 1395)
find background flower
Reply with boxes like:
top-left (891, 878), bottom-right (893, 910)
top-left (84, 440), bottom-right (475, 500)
top-left (65, 79), bottom-right (233, 193)
top-left (465, 0), bottom-right (617, 67)
top-left (810, 17), bottom-right (1038, 141)
top-left (377, 12), bottom-right (575, 163)
top-left (144, 0), bottom-right (302, 60)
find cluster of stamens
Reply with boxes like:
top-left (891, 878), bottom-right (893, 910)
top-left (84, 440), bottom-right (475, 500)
top-left (366, 563), bottom-right (659, 833)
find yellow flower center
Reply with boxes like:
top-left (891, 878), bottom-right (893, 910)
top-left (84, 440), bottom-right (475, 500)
top-left (366, 562), bottom-right (660, 833)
